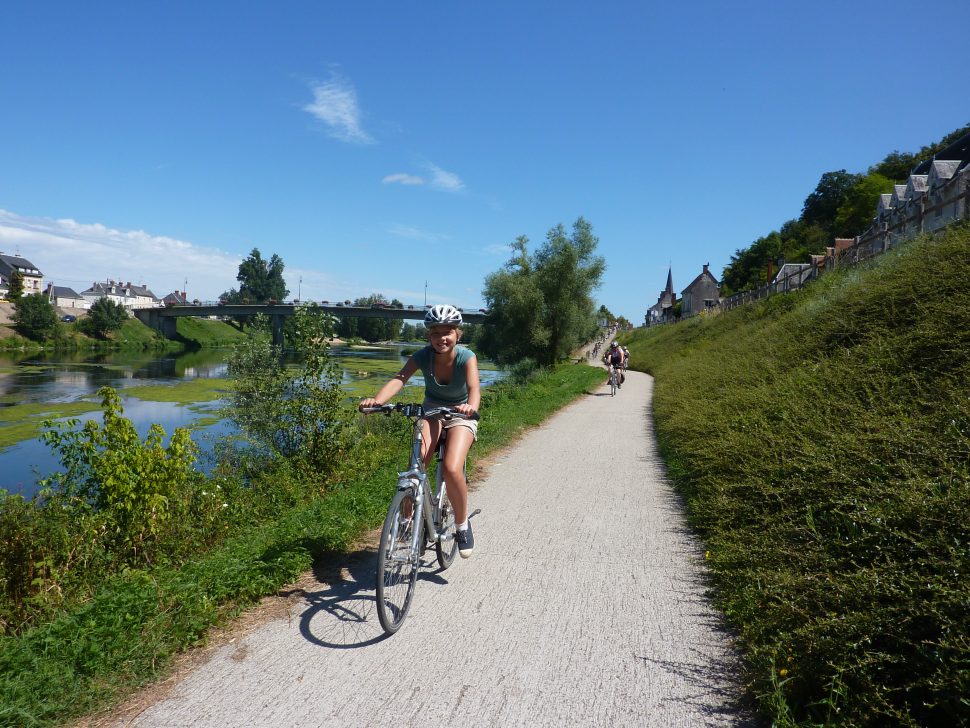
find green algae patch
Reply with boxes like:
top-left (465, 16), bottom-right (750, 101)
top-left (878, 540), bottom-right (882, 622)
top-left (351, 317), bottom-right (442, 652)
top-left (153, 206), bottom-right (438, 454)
top-left (0, 400), bottom-right (102, 449)
top-left (123, 378), bottom-right (230, 404)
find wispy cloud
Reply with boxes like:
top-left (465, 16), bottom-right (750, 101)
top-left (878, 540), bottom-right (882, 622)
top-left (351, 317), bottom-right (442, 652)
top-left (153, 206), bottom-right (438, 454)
top-left (303, 73), bottom-right (374, 144)
top-left (387, 224), bottom-right (450, 242)
top-left (0, 209), bottom-right (241, 300)
top-left (381, 163), bottom-right (465, 193)
top-left (382, 173), bottom-right (425, 186)
top-left (428, 164), bottom-right (465, 192)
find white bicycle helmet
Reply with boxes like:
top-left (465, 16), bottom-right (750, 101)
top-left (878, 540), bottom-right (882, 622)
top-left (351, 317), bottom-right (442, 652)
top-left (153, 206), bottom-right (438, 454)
top-left (424, 304), bottom-right (462, 327)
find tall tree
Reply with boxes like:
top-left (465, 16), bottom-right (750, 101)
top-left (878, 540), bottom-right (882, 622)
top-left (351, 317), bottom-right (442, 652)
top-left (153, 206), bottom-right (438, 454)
top-left (480, 219), bottom-right (605, 367)
top-left (869, 151), bottom-right (917, 182)
top-left (801, 170), bottom-right (860, 236)
top-left (222, 249), bottom-right (288, 304)
top-left (834, 173), bottom-right (894, 238)
top-left (7, 270), bottom-right (25, 301)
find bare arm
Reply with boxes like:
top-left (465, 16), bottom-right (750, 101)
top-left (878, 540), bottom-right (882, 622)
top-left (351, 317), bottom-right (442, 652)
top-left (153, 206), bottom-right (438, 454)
top-left (455, 354), bottom-right (481, 416)
top-left (358, 357), bottom-right (419, 410)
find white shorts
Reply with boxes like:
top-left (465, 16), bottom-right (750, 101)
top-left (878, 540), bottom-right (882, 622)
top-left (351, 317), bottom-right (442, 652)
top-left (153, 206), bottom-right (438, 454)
top-left (423, 399), bottom-right (479, 440)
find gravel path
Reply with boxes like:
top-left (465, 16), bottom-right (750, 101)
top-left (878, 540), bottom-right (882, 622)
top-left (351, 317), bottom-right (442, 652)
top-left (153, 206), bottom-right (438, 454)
top-left (119, 370), bottom-right (751, 727)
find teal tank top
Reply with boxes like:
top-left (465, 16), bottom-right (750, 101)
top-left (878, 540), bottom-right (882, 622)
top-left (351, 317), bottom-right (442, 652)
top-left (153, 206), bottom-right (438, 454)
top-left (412, 345), bottom-right (475, 405)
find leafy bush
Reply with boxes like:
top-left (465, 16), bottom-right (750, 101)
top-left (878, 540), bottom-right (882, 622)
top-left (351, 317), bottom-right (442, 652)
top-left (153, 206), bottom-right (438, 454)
top-left (225, 305), bottom-right (347, 478)
top-left (82, 297), bottom-right (128, 339)
top-left (12, 293), bottom-right (59, 341)
top-left (41, 387), bottom-right (200, 561)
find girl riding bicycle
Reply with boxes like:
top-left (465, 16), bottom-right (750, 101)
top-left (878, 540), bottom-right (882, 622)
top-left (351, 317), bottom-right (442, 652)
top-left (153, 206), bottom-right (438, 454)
top-left (358, 304), bottom-right (481, 557)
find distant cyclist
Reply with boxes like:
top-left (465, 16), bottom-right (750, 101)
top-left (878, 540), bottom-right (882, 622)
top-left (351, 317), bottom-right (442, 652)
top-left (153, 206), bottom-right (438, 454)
top-left (604, 341), bottom-right (625, 388)
top-left (359, 304), bottom-right (480, 557)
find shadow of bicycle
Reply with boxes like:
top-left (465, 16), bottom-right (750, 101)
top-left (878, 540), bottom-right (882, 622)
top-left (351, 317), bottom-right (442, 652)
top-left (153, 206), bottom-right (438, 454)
top-left (297, 546), bottom-right (450, 649)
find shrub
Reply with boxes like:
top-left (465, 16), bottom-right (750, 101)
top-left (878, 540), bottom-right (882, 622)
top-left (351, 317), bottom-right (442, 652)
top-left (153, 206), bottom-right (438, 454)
top-left (82, 297), bottom-right (128, 339)
top-left (12, 293), bottom-right (59, 341)
top-left (225, 306), bottom-right (347, 479)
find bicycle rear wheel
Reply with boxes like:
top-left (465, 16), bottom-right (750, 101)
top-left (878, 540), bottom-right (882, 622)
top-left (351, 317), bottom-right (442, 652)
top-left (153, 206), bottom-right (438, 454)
top-left (610, 372), bottom-right (616, 396)
top-left (376, 488), bottom-right (424, 634)
top-left (435, 469), bottom-right (458, 569)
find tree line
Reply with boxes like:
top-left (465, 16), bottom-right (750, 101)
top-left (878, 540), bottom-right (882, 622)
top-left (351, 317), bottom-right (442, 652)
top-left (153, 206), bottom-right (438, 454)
top-left (720, 122), bottom-right (970, 295)
top-left (221, 221), bottom-right (607, 367)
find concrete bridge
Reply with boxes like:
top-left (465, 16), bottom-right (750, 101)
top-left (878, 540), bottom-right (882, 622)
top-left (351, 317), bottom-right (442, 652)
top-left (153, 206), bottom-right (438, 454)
top-left (134, 303), bottom-right (487, 347)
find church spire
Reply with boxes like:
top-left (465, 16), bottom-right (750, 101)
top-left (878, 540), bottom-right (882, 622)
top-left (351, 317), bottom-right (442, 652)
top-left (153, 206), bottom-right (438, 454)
top-left (664, 266), bottom-right (674, 295)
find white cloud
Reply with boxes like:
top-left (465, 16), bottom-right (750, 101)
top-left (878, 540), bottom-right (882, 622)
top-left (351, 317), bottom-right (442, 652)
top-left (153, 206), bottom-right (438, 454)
top-left (427, 164), bottom-right (465, 192)
top-left (382, 173), bottom-right (425, 186)
top-left (0, 209), bottom-right (241, 300)
top-left (303, 73), bottom-right (374, 144)
top-left (382, 163), bottom-right (466, 193)
top-left (387, 224), bottom-right (449, 242)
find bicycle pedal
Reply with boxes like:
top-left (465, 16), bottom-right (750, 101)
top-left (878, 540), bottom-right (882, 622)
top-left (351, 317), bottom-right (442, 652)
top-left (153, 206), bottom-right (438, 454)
top-left (468, 508), bottom-right (482, 520)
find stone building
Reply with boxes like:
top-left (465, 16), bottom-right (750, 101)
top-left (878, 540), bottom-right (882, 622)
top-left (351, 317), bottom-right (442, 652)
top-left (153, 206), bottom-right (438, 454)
top-left (858, 130), bottom-right (970, 250)
top-left (44, 284), bottom-right (88, 309)
top-left (0, 253), bottom-right (44, 296)
top-left (680, 264), bottom-right (720, 317)
top-left (645, 267), bottom-right (676, 326)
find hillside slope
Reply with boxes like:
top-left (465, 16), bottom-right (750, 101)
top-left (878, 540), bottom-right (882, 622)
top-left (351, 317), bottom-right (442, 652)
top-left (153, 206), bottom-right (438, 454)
top-left (623, 223), bottom-right (970, 726)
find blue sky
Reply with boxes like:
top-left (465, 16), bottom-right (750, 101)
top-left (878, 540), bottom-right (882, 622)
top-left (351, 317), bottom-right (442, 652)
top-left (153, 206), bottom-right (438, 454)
top-left (2, 1), bottom-right (968, 323)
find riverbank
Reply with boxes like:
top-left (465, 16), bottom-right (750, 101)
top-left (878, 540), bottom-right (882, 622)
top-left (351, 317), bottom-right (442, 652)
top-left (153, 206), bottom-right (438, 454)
top-left (0, 305), bottom-right (247, 352)
top-left (0, 363), bottom-right (603, 726)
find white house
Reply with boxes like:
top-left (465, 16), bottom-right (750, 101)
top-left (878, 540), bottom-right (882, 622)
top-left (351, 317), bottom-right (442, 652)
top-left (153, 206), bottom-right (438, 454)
top-left (127, 283), bottom-right (162, 309)
top-left (81, 281), bottom-right (136, 310)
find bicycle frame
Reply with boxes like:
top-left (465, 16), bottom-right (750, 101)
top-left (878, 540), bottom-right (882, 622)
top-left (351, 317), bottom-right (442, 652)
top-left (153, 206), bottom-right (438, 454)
top-left (396, 414), bottom-right (454, 552)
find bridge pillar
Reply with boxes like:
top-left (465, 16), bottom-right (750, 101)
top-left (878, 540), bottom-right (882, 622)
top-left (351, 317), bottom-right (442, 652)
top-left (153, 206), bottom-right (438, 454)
top-left (272, 314), bottom-right (285, 348)
top-left (161, 316), bottom-right (178, 339)
top-left (134, 309), bottom-right (178, 340)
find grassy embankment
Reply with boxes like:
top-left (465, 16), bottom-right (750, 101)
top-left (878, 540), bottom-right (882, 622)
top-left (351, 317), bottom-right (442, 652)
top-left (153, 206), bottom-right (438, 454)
top-left (0, 314), bottom-right (245, 352)
top-left (0, 363), bottom-right (603, 727)
top-left (621, 223), bottom-right (969, 726)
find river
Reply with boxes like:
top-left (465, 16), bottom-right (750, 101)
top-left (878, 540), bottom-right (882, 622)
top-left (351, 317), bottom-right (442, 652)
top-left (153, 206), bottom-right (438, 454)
top-left (0, 345), bottom-right (503, 499)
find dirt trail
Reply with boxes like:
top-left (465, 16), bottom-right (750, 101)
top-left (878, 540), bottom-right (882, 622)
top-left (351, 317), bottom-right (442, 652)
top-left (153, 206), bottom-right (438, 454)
top-left (109, 370), bottom-right (752, 727)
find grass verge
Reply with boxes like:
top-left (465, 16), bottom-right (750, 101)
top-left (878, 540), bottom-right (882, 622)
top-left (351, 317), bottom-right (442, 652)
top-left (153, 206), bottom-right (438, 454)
top-left (0, 363), bottom-right (602, 727)
top-left (621, 224), bottom-right (970, 726)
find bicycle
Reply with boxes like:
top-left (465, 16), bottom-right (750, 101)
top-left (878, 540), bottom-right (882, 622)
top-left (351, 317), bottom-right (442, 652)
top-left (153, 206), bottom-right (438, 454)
top-left (360, 402), bottom-right (480, 634)
top-left (607, 366), bottom-right (618, 396)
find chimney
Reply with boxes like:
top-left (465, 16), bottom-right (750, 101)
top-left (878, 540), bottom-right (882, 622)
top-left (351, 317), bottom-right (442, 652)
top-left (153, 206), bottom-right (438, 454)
top-left (702, 263), bottom-right (709, 274)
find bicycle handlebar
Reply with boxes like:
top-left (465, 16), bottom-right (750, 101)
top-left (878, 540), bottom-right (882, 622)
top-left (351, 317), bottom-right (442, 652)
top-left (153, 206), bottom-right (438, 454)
top-left (359, 402), bottom-right (480, 421)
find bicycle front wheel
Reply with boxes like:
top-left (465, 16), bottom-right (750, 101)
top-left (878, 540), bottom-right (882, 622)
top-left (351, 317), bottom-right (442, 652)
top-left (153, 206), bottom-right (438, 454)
top-left (376, 488), bottom-right (424, 634)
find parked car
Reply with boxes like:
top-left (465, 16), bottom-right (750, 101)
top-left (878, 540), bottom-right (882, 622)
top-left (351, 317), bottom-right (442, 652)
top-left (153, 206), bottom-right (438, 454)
top-left (60, 314), bottom-right (76, 323)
